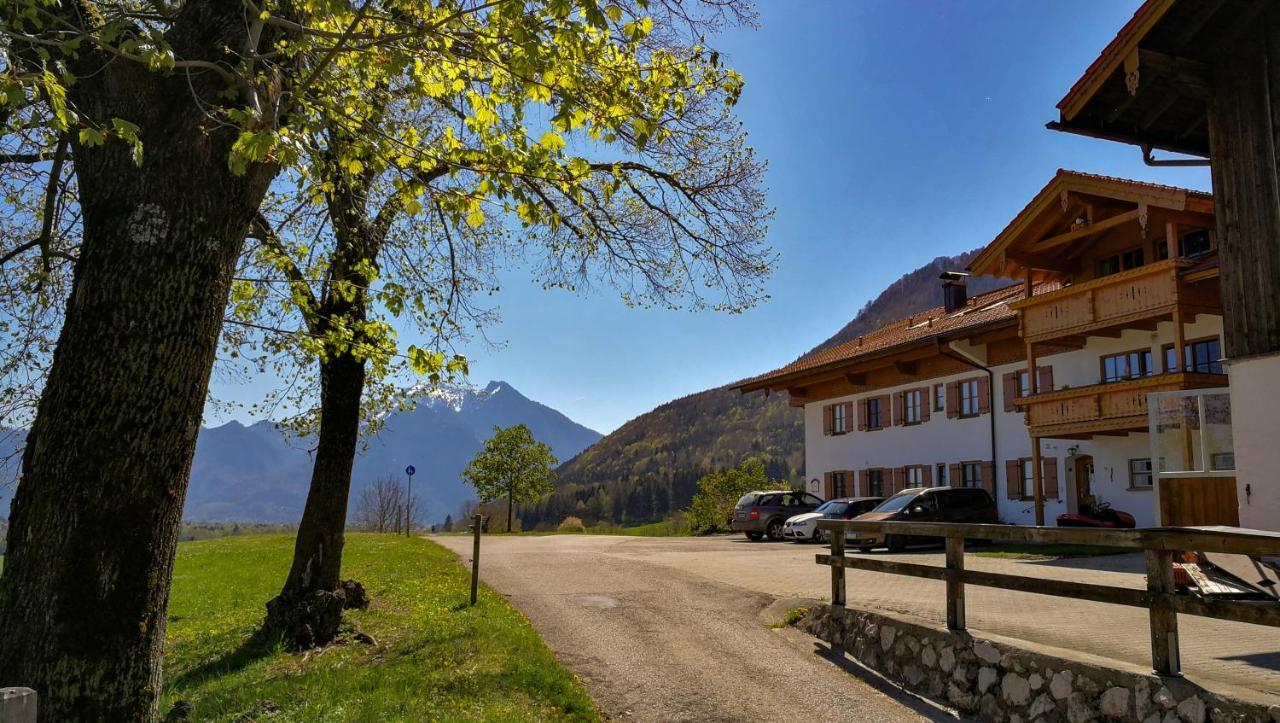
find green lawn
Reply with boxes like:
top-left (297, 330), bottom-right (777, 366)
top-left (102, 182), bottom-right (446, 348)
top-left (161, 533), bottom-right (598, 722)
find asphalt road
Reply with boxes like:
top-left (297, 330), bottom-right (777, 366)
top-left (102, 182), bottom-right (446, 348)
top-left (434, 533), bottom-right (948, 722)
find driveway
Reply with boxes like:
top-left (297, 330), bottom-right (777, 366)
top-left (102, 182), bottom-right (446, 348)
top-left (435, 534), bottom-right (1280, 719)
top-left (433, 534), bottom-right (949, 722)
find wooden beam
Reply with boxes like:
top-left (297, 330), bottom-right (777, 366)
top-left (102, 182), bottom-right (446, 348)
top-left (1034, 209), bottom-right (1141, 252)
top-left (1005, 249), bottom-right (1080, 274)
top-left (787, 386), bottom-right (807, 398)
top-left (893, 360), bottom-right (917, 375)
top-left (844, 372), bottom-right (867, 386)
top-left (1138, 49), bottom-right (1211, 101)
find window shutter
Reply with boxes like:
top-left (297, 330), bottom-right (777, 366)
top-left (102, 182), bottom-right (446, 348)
top-left (977, 376), bottom-right (991, 414)
top-left (857, 399), bottom-right (868, 431)
top-left (946, 382), bottom-right (960, 418)
top-left (1002, 372), bottom-right (1018, 413)
top-left (950, 463), bottom-right (963, 487)
top-left (1043, 458), bottom-right (1059, 499)
top-left (981, 461), bottom-right (995, 496)
top-left (823, 405), bottom-right (833, 435)
top-left (1037, 366), bottom-right (1054, 394)
top-left (1005, 460), bottom-right (1022, 500)
top-left (893, 392), bottom-right (905, 426)
top-left (879, 394), bottom-right (892, 427)
top-left (842, 402), bottom-right (854, 432)
top-left (921, 465), bottom-right (933, 486)
top-left (823, 472), bottom-right (833, 500)
top-left (919, 388), bottom-right (931, 422)
top-left (858, 469), bottom-right (868, 496)
top-left (892, 467), bottom-right (905, 494)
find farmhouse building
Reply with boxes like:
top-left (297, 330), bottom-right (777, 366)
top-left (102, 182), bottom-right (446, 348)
top-left (737, 171), bottom-right (1228, 529)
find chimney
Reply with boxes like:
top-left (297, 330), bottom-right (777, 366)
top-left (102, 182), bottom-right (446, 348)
top-left (940, 271), bottom-right (970, 313)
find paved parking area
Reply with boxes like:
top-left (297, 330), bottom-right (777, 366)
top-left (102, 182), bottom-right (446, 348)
top-left (595, 534), bottom-right (1280, 701)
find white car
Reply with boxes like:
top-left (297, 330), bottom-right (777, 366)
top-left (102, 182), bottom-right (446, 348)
top-left (782, 498), bottom-right (885, 543)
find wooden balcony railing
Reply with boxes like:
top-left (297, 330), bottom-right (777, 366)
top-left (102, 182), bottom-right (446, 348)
top-left (1010, 260), bottom-right (1215, 343)
top-left (1014, 372), bottom-right (1228, 438)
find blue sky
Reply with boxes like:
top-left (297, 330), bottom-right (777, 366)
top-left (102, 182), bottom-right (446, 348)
top-left (211, 0), bottom-right (1211, 435)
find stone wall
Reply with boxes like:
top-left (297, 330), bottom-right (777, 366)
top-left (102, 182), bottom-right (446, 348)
top-left (799, 605), bottom-right (1279, 723)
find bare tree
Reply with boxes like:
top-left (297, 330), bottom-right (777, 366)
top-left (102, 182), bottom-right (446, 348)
top-left (352, 476), bottom-right (423, 533)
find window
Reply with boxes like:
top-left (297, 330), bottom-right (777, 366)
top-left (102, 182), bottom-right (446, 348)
top-left (866, 397), bottom-right (884, 429)
top-left (1102, 349), bottom-right (1153, 383)
top-left (1098, 247), bottom-right (1146, 277)
top-left (1180, 228), bottom-right (1212, 257)
top-left (1015, 370), bottom-right (1032, 397)
top-left (1019, 458), bottom-right (1035, 498)
top-left (903, 389), bottom-right (922, 425)
top-left (960, 379), bottom-right (980, 417)
top-left (832, 404), bottom-right (848, 435)
top-left (1164, 337), bottom-right (1223, 374)
top-left (936, 463), bottom-right (947, 487)
top-left (934, 384), bottom-right (946, 412)
top-left (866, 469), bottom-right (885, 497)
top-left (1129, 459), bottom-right (1153, 489)
top-left (961, 462), bottom-right (982, 489)
top-left (904, 466), bottom-right (924, 488)
top-left (830, 471), bottom-right (849, 498)
top-left (800, 492), bottom-right (824, 506)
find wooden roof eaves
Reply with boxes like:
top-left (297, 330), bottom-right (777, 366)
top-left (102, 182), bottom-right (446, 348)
top-left (1057, 0), bottom-right (1178, 122)
top-left (968, 172), bottom-right (1195, 278)
top-left (735, 316), bottom-right (1018, 395)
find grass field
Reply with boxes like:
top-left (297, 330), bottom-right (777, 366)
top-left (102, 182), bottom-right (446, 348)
top-left (160, 533), bottom-right (597, 722)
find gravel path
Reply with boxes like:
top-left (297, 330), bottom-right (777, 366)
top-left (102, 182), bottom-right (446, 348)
top-left (433, 534), bottom-right (946, 722)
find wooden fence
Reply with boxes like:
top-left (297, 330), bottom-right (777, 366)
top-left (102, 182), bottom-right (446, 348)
top-left (814, 520), bottom-right (1280, 676)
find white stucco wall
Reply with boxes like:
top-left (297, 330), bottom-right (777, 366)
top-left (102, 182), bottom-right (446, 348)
top-left (802, 314), bottom-right (1225, 529)
top-left (1226, 352), bottom-right (1280, 532)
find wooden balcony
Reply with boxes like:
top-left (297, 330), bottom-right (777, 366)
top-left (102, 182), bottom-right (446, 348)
top-left (1009, 259), bottom-right (1219, 344)
top-left (1014, 372), bottom-right (1228, 439)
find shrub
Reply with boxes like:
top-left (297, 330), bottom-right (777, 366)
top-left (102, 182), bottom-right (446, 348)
top-left (557, 516), bottom-right (586, 532)
top-left (685, 458), bottom-right (770, 534)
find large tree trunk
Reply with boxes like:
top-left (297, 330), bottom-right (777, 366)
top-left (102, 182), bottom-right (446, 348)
top-left (264, 352), bottom-right (367, 648)
top-left (0, 125), bottom-right (275, 722)
top-left (0, 5), bottom-right (281, 717)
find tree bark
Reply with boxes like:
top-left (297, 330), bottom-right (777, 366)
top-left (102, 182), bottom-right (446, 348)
top-left (0, 4), bottom-right (282, 718)
top-left (263, 148), bottom-right (382, 649)
top-left (264, 351), bottom-right (367, 649)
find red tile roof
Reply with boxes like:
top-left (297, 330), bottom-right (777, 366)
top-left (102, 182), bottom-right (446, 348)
top-left (736, 281), bottom-right (1060, 392)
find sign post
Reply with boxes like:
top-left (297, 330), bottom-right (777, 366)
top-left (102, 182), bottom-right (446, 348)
top-left (470, 513), bottom-right (482, 606)
top-left (404, 465), bottom-right (416, 537)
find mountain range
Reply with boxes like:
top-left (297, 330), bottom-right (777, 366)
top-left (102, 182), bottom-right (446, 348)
top-left (522, 248), bottom-right (1007, 527)
top-left (2, 381), bottom-right (601, 525)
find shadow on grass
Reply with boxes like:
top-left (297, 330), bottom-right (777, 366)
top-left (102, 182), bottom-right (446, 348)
top-left (170, 627), bottom-right (284, 689)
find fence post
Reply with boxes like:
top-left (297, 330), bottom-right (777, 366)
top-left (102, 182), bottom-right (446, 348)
top-left (470, 514), bottom-right (482, 606)
top-left (830, 524), bottom-right (846, 609)
top-left (0, 688), bottom-right (37, 723)
top-left (945, 535), bottom-right (966, 631)
top-left (1145, 548), bottom-right (1181, 676)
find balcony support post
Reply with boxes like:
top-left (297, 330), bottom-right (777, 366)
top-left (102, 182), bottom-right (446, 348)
top-left (1165, 220), bottom-right (1179, 263)
top-left (1032, 435), bottom-right (1046, 526)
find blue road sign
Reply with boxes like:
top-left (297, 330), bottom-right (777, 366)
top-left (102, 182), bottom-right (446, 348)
top-left (405, 465), bottom-right (416, 476)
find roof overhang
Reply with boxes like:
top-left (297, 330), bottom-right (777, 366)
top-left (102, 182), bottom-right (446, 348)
top-left (734, 316), bottom-right (1017, 395)
top-left (1051, 0), bottom-right (1264, 157)
top-left (967, 170), bottom-right (1212, 280)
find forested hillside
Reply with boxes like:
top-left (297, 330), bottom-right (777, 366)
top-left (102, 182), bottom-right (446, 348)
top-left (524, 249), bottom-right (1006, 529)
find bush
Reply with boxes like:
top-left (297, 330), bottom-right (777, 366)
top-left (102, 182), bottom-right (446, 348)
top-left (685, 458), bottom-right (771, 534)
top-left (557, 516), bottom-right (586, 532)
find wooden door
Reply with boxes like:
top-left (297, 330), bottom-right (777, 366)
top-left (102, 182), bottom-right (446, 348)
top-left (1158, 477), bottom-right (1240, 527)
top-left (1074, 455), bottom-right (1094, 509)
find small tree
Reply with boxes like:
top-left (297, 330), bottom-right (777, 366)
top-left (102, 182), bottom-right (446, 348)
top-left (686, 459), bottom-right (769, 534)
top-left (353, 476), bottom-right (423, 533)
top-left (462, 425), bottom-right (558, 533)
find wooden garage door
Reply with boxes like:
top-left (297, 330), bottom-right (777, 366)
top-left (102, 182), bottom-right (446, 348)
top-left (1159, 477), bottom-right (1240, 527)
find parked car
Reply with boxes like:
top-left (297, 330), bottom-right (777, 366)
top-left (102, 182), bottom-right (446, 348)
top-left (848, 486), bottom-right (998, 553)
top-left (731, 490), bottom-right (824, 541)
top-left (783, 497), bottom-right (884, 543)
